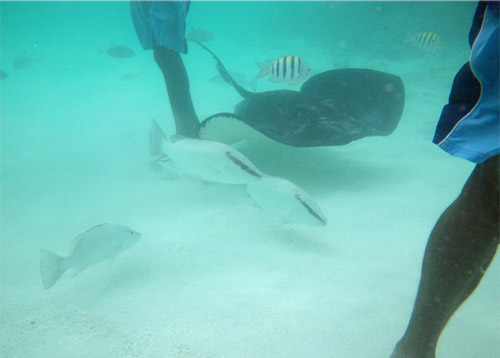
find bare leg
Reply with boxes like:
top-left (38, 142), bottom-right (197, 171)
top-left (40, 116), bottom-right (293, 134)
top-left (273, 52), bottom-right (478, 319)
top-left (391, 154), bottom-right (500, 358)
top-left (153, 45), bottom-right (199, 138)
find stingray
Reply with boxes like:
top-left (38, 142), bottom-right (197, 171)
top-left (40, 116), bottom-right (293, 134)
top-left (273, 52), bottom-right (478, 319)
top-left (196, 43), bottom-right (405, 147)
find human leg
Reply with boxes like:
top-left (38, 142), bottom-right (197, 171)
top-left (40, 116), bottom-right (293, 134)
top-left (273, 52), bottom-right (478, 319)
top-left (153, 45), bottom-right (199, 138)
top-left (391, 154), bottom-right (500, 358)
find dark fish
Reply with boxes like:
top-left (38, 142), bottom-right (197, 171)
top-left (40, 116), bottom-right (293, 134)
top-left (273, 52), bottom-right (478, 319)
top-left (102, 45), bottom-right (135, 59)
top-left (13, 55), bottom-right (38, 70)
top-left (185, 28), bottom-right (215, 43)
top-left (119, 73), bottom-right (140, 81)
top-left (197, 42), bottom-right (405, 148)
top-left (0, 70), bottom-right (8, 80)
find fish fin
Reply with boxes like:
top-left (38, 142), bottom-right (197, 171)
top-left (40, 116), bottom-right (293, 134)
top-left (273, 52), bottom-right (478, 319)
top-left (149, 119), bottom-right (169, 157)
top-left (267, 76), bottom-right (281, 83)
top-left (167, 134), bottom-right (187, 143)
top-left (255, 61), bottom-right (270, 79)
top-left (40, 249), bottom-right (66, 290)
top-left (149, 158), bottom-right (182, 180)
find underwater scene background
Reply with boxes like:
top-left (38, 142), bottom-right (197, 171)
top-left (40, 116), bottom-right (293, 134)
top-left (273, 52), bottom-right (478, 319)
top-left (1, 1), bottom-right (498, 357)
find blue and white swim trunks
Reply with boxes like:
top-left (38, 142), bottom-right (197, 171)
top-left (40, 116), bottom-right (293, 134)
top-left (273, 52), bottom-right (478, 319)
top-left (130, 1), bottom-right (190, 54)
top-left (433, 2), bottom-right (499, 164)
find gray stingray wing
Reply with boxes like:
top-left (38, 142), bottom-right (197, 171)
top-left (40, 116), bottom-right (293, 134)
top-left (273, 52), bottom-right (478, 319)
top-left (232, 68), bottom-right (405, 147)
top-left (300, 69), bottom-right (405, 136)
top-left (234, 90), bottom-right (348, 147)
top-left (197, 42), bottom-right (405, 148)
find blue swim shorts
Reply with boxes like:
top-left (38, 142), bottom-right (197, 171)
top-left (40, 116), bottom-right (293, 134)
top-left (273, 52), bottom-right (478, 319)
top-left (130, 1), bottom-right (190, 54)
top-left (433, 2), bottom-right (499, 164)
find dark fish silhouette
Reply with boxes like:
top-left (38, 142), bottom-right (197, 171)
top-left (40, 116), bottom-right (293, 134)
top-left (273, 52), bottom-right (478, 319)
top-left (119, 73), bottom-right (140, 81)
top-left (13, 55), bottom-right (38, 70)
top-left (0, 70), bottom-right (8, 80)
top-left (196, 43), bottom-right (405, 147)
top-left (102, 45), bottom-right (135, 59)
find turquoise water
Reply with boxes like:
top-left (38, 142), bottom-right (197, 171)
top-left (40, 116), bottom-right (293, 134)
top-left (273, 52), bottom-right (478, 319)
top-left (1, 1), bottom-right (498, 357)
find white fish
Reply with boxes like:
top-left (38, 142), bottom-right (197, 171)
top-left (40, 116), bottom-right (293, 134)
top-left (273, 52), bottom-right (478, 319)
top-left (40, 224), bottom-right (141, 290)
top-left (149, 119), bottom-right (263, 184)
top-left (256, 55), bottom-right (313, 86)
top-left (247, 175), bottom-right (327, 226)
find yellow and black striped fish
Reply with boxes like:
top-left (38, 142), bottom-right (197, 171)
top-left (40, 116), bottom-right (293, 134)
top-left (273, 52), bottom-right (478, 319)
top-left (413, 32), bottom-right (442, 53)
top-left (255, 55), bottom-right (312, 85)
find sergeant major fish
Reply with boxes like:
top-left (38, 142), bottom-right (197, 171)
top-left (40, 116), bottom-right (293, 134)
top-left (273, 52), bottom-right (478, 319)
top-left (411, 32), bottom-right (442, 53)
top-left (149, 119), bottom-right (263, 184)
top-left (40, 223), bottom-right (141, 290)
top-left (255, 55), bottom-right (313, 86)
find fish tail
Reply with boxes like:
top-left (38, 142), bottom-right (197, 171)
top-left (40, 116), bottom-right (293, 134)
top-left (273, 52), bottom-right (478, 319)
top-left (255, 61), bottom-right (270, 79)
top-left (149, 119), bottom-right (169, 157)
top-left (40, 249), bottom-right (66, 290)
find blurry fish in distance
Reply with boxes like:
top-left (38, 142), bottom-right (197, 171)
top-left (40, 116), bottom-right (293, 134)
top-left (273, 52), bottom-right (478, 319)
top-left (100, 44), bottom-right (135, 58)
top-left (13, 54), bottom-right (39, 70)
top-left (185, 28), bottom-right (215, 42)
top-left (410, 32), bottom-right (442, 53)
top-left (149, 119), bottom-right (263, 184)
top-left (120, 73), bottom-right (140, 81)
top-left (247, 175), bottom-right (327, 226)
top-left (0, 70), bottom-right (8, 80)
top-left (40, 223), bottom-right (141, 290)
top-left (255, 55), bottom-right (313, 86)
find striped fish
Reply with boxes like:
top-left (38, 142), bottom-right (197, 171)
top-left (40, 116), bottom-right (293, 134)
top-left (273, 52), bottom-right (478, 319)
top-left (413, 32), bottom-right (441, 53)
top-left (255, 55), bottom-right (312, 86)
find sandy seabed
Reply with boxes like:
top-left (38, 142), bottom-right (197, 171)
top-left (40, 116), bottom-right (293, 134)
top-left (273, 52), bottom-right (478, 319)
top-left (1, 17), bottom-right (499, 358)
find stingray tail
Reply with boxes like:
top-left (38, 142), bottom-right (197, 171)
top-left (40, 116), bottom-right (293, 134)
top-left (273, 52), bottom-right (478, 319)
top-left (255, 61), bottom-right (270, 79)
top-left (40, 249), bottom-right (66, 290)
top-left (194, 42), bottom-right (255, 100)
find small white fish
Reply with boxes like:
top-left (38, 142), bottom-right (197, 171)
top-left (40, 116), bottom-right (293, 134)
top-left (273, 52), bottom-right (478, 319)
top-left (185, 28), bottom-right (215, 43)
top-left (40, 224), bottom-right (141, 290)
top-left (256, 55), bottom-right (313, 86)
top-left (247, 175), bottom-right (327, 226)
top-left (149, 119), bottom-right (263, 184)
